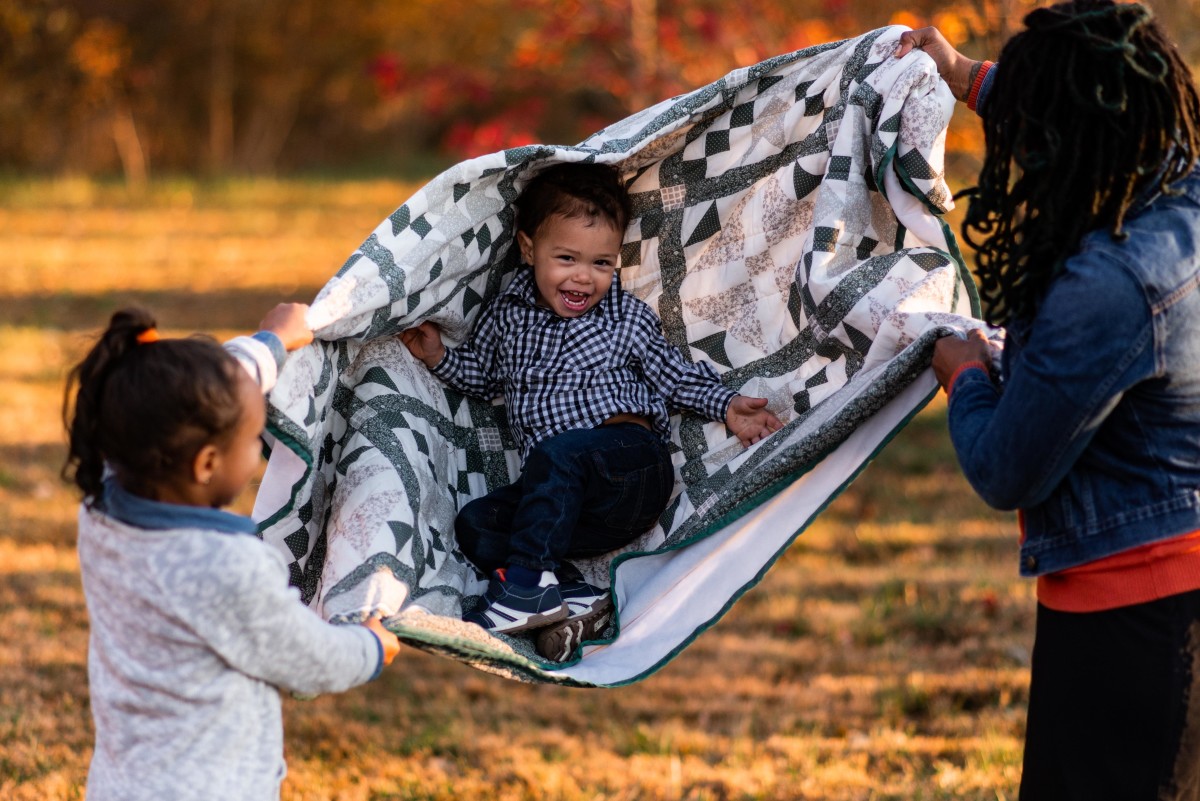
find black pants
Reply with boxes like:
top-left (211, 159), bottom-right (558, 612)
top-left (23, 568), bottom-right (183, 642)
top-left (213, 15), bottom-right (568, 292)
top-left (1021, 589), bottom-right (1200, 801)
top-left (454, 423), bottom-right (674, 575)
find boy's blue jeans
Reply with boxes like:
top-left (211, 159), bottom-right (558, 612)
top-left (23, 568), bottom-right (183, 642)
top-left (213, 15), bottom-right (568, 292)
top-left (455, 422), bottom-right (674, 578)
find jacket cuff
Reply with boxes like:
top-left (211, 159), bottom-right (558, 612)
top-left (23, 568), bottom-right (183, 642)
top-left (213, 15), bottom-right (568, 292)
top-left (967, 61), bottom-right (995, 113)
top-left (225, 334), bottom-right (281, 392)
top-left (369, 628), bottom-right (385, 681)
top-left (251, 331), bottom-right (288, 372)
top-left (947, 360), bottom-right (990, 397)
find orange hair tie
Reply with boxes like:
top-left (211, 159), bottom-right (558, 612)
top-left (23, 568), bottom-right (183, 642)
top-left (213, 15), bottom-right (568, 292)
top-left (136, 328), bottom-right (160, 344)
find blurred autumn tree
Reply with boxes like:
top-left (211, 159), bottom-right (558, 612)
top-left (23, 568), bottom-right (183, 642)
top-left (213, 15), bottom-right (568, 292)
top-left (0, 0), bottom-right (1195, 179)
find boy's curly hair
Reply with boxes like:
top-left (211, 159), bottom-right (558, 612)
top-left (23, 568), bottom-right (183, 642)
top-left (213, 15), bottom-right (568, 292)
top-left (514, 162), bottom-right (633, 239)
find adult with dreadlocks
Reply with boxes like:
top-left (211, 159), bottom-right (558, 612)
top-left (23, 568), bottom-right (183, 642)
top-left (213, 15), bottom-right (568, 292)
top-left (895, 2), bottom-right (1200, 799)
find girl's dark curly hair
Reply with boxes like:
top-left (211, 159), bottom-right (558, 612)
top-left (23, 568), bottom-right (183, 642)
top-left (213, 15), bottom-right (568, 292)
top-left (63, 308), bottom-right (245, 500)
top-left (964, 0), bottom-right (1200, 327)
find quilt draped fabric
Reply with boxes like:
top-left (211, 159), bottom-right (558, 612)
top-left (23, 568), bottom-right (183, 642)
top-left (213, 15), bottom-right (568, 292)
top-left (253, 26), bottom-right (981, 687)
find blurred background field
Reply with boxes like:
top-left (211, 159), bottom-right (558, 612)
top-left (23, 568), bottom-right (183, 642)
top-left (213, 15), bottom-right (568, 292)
top-left (2, 0), bottom-right (1199, 798)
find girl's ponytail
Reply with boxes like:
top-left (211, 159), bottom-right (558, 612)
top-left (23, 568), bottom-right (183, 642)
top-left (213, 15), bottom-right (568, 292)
top-left (63, 308), bottom-right (243, 501)
top-left (64, 308), bottom-right (159, 499)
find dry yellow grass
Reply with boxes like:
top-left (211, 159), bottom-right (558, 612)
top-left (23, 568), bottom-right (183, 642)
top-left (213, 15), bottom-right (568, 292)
top-left (0, 178), bottom-right (1026, 800)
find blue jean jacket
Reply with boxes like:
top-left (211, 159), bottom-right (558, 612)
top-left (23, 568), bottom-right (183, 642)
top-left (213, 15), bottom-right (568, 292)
top-left (948, 169), bottom-right (1200, 576)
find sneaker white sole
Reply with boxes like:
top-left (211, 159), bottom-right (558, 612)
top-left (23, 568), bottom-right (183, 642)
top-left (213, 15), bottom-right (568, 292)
top-left (535, 595), bottom-right (615, 661)
top-left (481, 601), bottom-right (569, 634)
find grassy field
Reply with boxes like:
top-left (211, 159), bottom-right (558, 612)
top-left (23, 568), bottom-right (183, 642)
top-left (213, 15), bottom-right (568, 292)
top-left (0, 178), bottom-right (1028, 800)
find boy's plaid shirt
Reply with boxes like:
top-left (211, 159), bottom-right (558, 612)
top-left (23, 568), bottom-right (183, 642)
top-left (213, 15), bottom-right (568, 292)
top-left (431, 268), bottom-right (736, 462)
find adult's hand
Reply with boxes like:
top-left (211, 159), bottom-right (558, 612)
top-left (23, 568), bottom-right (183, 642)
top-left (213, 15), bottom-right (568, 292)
top-left (932, 328), bottom-right (992, 391)
top-left (895, 27), bottom-right (981, 103)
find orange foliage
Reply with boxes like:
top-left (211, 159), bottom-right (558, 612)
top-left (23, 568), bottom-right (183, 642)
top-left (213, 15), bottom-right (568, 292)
top-left (1, 0), bottom-right (1096, 173)
top-left (888, 11), bottom-right (926, 31)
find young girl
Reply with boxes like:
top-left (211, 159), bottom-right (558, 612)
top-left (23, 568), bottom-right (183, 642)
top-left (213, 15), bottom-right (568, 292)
top-left (65, 305), bottom-right (401, 801)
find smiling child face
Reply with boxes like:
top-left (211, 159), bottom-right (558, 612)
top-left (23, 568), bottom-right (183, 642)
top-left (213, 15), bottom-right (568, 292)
top-left (517, 212), bottom-right (623, 318)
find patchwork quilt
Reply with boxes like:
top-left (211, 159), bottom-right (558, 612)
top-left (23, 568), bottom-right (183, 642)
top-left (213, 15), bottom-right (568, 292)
top-left (252, 26), bottom-right (982, 686)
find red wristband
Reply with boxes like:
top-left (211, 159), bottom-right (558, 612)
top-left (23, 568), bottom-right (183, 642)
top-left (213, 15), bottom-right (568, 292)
top-left (966, 61), bottom-right (994, 112)
top-left (964, 60), bottom-right (993, 110)
top-left (947, 360), bottom-right (989, 396)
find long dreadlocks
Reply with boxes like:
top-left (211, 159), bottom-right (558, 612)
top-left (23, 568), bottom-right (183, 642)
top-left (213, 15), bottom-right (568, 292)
top-left (964, 0), bottom-right (1200, 327)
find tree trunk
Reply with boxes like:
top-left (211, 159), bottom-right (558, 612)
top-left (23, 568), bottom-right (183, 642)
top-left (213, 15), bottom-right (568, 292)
top-left (630, 0), bottom-right (658, 112)
top-left (111, 100), bottom-right (147, 189)
top-left (209, 0), bottom-right (236, 173)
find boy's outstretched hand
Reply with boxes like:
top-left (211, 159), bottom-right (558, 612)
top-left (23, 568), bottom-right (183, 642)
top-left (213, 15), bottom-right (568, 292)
top-left (260, 302), bottom-right (314, 351)
top-left (400, 321), bottom-right (446, 368)
top-left (726, 395), bottom-right (783, 447)
top-left (363, 617), bottom-right (401, 667)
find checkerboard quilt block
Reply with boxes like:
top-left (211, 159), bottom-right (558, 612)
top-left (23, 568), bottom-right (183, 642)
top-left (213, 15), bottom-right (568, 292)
top-left (254, 26), bottom-right (983, 686)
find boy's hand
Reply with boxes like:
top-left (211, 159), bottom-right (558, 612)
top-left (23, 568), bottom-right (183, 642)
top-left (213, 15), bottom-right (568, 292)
top-left (400, 322), bottom-right (446, 368)
top-left (259, 303), bottom-right (314, 351)
top-left (726, 395), bottom-right (783, 447)
top-left (363, 617), bottom-right (401, 667)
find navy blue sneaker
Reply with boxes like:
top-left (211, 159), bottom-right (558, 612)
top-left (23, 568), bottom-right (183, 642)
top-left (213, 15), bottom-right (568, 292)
top-left (464, 569), bottom-right (569, 633)
top-left (535, 580), bottom-right (614, 661)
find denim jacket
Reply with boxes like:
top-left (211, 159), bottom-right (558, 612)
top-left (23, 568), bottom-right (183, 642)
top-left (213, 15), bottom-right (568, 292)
top-left (947, 169), bottom-right (1200, 576)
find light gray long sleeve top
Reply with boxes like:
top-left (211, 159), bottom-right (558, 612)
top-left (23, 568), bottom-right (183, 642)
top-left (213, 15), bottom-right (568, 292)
top-left (78, 331), bottom-right (383, 801)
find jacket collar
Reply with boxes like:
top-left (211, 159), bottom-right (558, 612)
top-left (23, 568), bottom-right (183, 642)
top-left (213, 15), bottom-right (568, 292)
top-left (99, 477), bottom-right (258, 535)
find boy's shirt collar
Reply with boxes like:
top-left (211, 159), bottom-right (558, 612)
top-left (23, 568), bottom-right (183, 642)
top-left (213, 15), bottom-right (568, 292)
top-left (502, 265), bottom-right (624, 321)
top-left (99, 477), bottom-right (258, 535)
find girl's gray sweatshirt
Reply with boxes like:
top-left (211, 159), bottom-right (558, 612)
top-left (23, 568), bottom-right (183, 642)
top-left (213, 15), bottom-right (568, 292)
top-left (77, 332), bottom-right (383, 800)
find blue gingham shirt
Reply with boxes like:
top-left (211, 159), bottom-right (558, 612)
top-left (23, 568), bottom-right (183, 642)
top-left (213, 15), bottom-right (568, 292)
top-left (431, 268), bottom-right (736, 461)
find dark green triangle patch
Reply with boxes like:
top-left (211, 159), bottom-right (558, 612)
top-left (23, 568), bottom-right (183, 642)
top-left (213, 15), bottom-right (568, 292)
top-left (444, 388), bottom-right (465, 416)
top-left (793, 164), bottom-right (821, 199)
top-left (389, 205), bottom-right (411, 236)
top-left (730, 101), bottom-right (755, 128)
top-left (685, 203), bottom-right (721, 247)
top-left (842, 322), bottom-right (874, 354)
top-left (337, 445), bottom-right (373, 476)
top-left (909, 251), bottom-right (950, 271)
top-left (690, 331), bottom-right (732, 368)
top-left (411, 215), bottom-right (432, 238)
top-left (336, 253), bottom-right (362, 278)
top-left (793, 390), bottom-right (811, 415)
top-left (361, 366), bottom-right (399, 391)
top-left (388, 521), bottom-right (416, 554)
top-left (757, 75), bottom-right (784, 93)
top-left (462, 286), bottom-right (483, 316)
top-left (284, 528), bottom-right (309, 560)
top-left (787, 285), bottom-right (804, 328)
